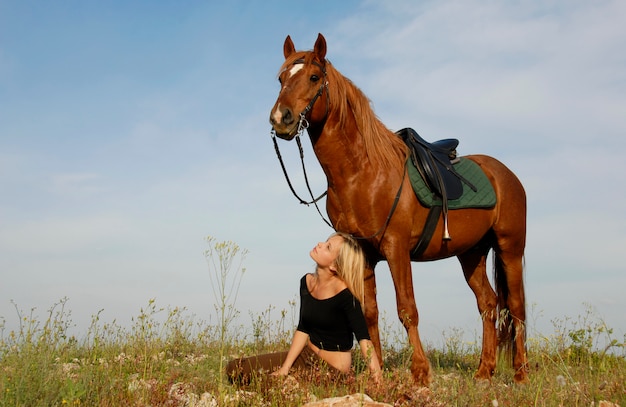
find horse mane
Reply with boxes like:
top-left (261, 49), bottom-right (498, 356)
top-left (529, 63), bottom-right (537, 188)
top-left (325, 62), bottom-right (408, 170)
top-left (280, 52), bottom-right (408, 170)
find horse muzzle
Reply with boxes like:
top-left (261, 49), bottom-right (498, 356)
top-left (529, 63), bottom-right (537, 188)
top-left (272, 128), bottom-right (298, 140)
top-left (270, 106), bottom-right (299, 140)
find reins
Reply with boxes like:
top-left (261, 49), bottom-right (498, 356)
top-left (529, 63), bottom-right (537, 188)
top-left (271, 127), bottom-right (332, 229)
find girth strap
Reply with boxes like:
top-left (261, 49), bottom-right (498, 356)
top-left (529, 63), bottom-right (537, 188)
top-left (411, 205), bottom-right (442, 258)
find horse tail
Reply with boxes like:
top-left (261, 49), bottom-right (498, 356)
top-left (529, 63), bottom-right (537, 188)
top-left (493, 251), bottom-right (522, 366)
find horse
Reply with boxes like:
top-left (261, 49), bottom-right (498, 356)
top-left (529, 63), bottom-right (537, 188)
top-left (269, 33), bottom-right (528, 386)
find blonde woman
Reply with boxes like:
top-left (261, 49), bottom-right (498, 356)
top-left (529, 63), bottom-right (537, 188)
top-left (226, 232), bottom-right (382, 384)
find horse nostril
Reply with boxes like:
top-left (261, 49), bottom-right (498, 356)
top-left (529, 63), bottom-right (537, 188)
top-left (270, 107), bottom-right (294, 128)
top-left (283, 109), bottom-right (293, 125)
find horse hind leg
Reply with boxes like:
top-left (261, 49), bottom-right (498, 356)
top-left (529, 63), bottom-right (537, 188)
top-left (457, 243), bottom-right (498, 382)
top-left (494, 249), bottom-right (529, 383)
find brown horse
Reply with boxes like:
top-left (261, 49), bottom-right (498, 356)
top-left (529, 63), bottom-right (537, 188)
top-left (269, 33), bottom-right (528, 386)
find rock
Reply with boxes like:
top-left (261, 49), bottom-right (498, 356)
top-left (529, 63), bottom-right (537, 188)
top-left (301, 393), bottom-right (392, 407)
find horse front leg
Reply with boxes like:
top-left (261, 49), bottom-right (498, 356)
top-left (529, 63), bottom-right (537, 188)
top-left (363, 264), bottom-right (383, 367)
top-left (388, 254), bottom-right (431, 387)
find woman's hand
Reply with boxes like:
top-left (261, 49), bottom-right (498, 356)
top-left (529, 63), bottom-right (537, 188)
top-left (359, 339), bottom-right (383, 385)
top-left (272, 330), bottom-right (309, 377)
top-left (270, 366), bottom-right (290, 376)
top-left (370, 365), bottom-right (383, 385)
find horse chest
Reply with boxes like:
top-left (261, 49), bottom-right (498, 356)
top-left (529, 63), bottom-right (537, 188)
top-left (326, 186), bottom-right (384, 229)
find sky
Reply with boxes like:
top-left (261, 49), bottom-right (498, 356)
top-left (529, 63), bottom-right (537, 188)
top-left (1, 1), bottom-right (625, 349)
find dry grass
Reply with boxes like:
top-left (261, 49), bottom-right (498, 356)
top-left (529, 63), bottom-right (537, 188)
top-left (0, 298), bottom-right (624, 406)
top-left (2, 238), bottom-right (624, 405)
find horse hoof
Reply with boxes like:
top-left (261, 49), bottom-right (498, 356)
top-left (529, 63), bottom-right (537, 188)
top-left (473, 376), bottom-right (492, 388)
top-left (411, 368), bottom-right (432, 387)
top-left (514, 373), bottom-right (530, 385)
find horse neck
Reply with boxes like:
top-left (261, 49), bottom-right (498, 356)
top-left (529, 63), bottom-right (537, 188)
top-left (309, 115), bottom-right (405, 183)
top-left (308, 115), bottom-right (369, 180)
top-left (308, 67), bottom-right (407, 182)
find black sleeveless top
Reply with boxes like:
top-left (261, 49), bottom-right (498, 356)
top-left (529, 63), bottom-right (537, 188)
top-left (296, 275), bottom-right (370, 351)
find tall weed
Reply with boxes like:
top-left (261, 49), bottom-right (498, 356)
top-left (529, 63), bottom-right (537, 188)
top-left (203, 235), bottom-right (248, 400)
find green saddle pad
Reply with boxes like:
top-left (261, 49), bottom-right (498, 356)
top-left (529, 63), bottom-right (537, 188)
top-left (407, 157), bottom-right (496, 209)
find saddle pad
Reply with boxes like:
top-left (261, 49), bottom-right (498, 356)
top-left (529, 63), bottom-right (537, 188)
top-left (407, 157), bottom-right (496, 209)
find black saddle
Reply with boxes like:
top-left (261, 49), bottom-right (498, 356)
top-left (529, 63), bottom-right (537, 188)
top-left (397, 127), bottom-right (472, 201)
top-left (397, 127), bottom-right (478, 254)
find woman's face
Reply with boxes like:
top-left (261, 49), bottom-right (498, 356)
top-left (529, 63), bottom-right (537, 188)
top-left (310, 235), bottom-right (344, 269)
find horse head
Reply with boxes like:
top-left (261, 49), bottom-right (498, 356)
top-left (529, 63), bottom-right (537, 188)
top-left (270, 33), bottom-right (329, 140)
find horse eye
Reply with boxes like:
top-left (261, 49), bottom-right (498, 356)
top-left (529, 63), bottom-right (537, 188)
top-left (310, 75), bottom-right (320, 83)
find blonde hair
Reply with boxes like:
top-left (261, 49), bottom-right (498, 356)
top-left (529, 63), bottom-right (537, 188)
top-left (332, 232), bottom-right (366, 307)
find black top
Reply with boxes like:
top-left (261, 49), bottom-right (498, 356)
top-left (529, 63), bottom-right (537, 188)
top-left (296, 274), bottom-right (370, 351)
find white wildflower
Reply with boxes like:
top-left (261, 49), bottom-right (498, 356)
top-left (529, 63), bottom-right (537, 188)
top-left (168, 381), bottom-right (195, 402)
top-left (59, 361), bottom-right (80, 380)
top-left (114, 352), bottom-right (129, 364)
top-left (193, 393), bottom-right (218, 407)
top-left (127, 374), bottom-right (157, 392)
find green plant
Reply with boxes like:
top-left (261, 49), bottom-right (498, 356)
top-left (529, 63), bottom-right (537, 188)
top-left (249, 301), bottom-right (297, 353)
top-left (204, 235), bottom-right (249, 399)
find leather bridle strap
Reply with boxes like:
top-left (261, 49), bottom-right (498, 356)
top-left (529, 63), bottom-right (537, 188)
top-left (270, 130), bottom-right (328, 207)
top-left (293, 58), bottom-right (329, 131)
top-left (270, 58), bottom-right (333, 227)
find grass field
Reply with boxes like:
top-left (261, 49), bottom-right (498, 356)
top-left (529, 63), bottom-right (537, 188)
top-left (2, 239), bottom-right (624, 406)
top-left (0, 297), bottom-right (624, 406)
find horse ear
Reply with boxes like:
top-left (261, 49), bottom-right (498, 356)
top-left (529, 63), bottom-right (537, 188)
top-left (313, 33), bottom-right (327, 60)
top-left (284, 35), bottom-right (296, 59)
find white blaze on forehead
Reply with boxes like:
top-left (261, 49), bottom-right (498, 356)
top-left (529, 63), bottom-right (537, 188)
top-left (273, 63), bottom-right (305, 122)
top-left (288, 63), bottom-right (304, 77)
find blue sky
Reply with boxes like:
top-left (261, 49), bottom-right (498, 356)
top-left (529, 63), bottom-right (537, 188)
top-left (1, 1), bottom-right (625, 346)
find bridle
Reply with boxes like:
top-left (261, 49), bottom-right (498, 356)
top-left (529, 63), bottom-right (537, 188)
top-left (270, 58), bottom-right (406, 241)
top-left (270, 58), bottom-right (332, 227)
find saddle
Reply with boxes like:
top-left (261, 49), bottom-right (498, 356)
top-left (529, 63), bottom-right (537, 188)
top-left (396, 127), bottom-right (478, 256)
top-left (397, 127), bottom-right (473, 200)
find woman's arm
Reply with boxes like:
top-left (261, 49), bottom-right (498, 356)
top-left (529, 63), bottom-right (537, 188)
top-left (272, 330), bottom-right (310, 376)
top-left (358, 339), bottom-right (382, 383)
